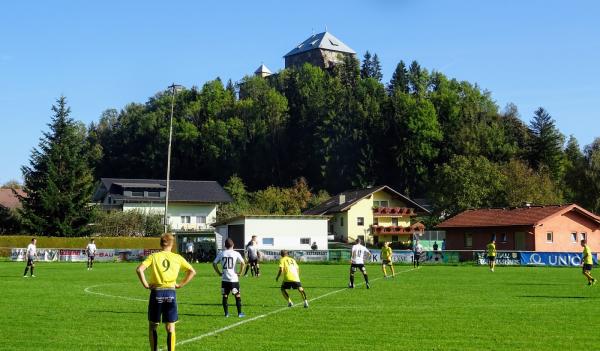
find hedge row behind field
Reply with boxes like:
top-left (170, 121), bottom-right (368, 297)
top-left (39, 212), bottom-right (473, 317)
top-left (0, 235), bottom-right (162, 249)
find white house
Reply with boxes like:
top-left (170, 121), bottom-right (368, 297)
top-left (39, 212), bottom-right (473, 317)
top-left (214, 215), bottom-right (329, 251)
top-left (93, 178), bottom-right (232, 231)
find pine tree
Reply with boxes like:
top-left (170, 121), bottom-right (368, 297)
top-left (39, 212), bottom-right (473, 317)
top-left (527, 107), bottom-right (565, 181)
top-left (360, 51), bottom-right (373, 79)
top-left (372, 54), bottom-right (383, 81)
top-left (19, 97), bottom-right (95, 236)
top-left (388, 61), bottom-right (409, 94)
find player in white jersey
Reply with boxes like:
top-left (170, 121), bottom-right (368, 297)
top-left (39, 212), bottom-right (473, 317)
top-left (244, 236), bottom-right (260, 277)
top-left (213, 238), bottom-right (246, 317)
top-left (23, 238), bottom-right (37, 278)
top-left (86, 239), bottom-right (97, 270)
top-left (349, 238), bottom-right (371, 289)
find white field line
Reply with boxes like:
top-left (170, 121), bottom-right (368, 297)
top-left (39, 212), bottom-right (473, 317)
top-left (173, 267), bottom-right (420, 349)
top-left (84, 284), bottom-right (147, 302)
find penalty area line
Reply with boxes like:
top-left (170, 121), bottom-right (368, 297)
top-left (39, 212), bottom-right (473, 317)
top-left (174, 267), bottom-right (419, 349)
top-left (84, 284), bottom-right (147, 302)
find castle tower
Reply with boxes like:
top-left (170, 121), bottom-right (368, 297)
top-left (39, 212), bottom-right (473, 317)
top-left (254, 64), bottom-right (272, 78)
top-left (284, 31), bottom-right (356, 69)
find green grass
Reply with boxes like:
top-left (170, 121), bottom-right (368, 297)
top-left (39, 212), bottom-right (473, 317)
top-left (1, 262), bottom-right (599, 350)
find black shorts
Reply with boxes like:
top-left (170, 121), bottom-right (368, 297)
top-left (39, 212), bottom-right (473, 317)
top-left (248, 258), bottom-right (258, 265)
top-left (488, 256), bottom-right (496, 262)
top-left (382, 259), bottom-right (392, 266)
top-left (26, 257), bottom-right (34, 266)
top-left (350, 264), bottom-right (366, 273)
top-left (583, 264), bottom-right (593, 272)
top-left (281, 281), bottom-right (302, 290)
top-left (148, 289), bottom-right (178, 324)
top-left (414, 253), bottom-right (421, 260)
top-left (221, 281), bottom-right (240, 295)
top-left (88, 255), bottom-right (95, 261)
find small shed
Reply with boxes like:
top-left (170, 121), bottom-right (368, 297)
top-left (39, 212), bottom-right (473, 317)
top-left (213, 215), bottom-right (329, 251)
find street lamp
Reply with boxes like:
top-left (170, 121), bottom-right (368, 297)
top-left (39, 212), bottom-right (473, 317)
top-left (164, 83), bottom-right (184, 234)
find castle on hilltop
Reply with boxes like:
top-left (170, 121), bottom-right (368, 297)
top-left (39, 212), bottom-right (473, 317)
top-left (254, 31), bottom-right (356, 77)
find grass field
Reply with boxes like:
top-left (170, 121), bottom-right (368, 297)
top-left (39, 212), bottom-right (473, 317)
top-left (1, 261), bottom-right (599, 351)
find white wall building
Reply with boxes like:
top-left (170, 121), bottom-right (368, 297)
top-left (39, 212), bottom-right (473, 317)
top-left (214, 215), bottom-right (329, 251)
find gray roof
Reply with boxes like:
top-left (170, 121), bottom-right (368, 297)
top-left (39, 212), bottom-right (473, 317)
top-left (303, 185), bottom-right (430, 215)
top-left (284, 31), bottom-right (356, 57)
top-left (254, 64), bottom-right (272, 75)
top-left (94, 178), bottom-right (232, 203)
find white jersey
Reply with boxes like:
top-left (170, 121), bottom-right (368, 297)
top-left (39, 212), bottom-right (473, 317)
top-left (86, 243), bottom-right (97, 256)
top-left (26, 243), bottom-right (37, 259)
top-left (415, 244), bottom-right (423, 254)
top-left (214, 249), bottom-right (244, 282)
top-left (246, 244), bottom-right (259, 260)
top-left (351, 244), bottom-right (369, 265)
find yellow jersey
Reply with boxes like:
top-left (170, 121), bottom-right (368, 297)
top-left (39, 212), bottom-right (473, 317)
top-left (583, 245), bottom-right (593, 265)
top-left (486, 243), bottom-right (496, 257)
top-left (279, 256), bottom-right (300, 282)
top-left (381, 246), bottom-right (392, 261)
top-left (141, 250), bottom-right (192, 288)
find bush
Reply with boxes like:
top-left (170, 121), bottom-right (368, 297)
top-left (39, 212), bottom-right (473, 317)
top-left (91, 210), bottom-right (163, 237)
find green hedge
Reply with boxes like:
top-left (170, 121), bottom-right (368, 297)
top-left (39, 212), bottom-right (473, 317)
top-left (0, 235), bottom-right (161, 249)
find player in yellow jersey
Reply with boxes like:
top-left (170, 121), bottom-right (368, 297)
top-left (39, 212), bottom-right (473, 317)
top-left (275, 250), bottom-right (308, 308)
top-left (136, 233), bottom-right (196, 351)
top-left (486, 240), bottom-right (496, 272)
top-left (581, 239), bottom-right (596, 286)
top-left (381, 241), bottom-right (395, 278)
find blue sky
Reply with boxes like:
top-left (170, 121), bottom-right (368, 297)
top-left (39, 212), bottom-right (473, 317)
top-left (1, 0), bottom-right (599, 184)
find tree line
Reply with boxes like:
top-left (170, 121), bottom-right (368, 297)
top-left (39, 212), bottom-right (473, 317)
top-left (4, 52), bottom-right (600, 235)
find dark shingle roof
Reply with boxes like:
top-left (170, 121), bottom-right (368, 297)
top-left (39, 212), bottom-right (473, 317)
top-left (303, 185), bottom-right (430, 215)
top-left (284, 31), bottom-right (356, 57)
top-left (95, 178), bottom-right (232, 203)
top-left (0, 189), bottom-right (25, 209)
top-left (436, 204), bottom-right (600, 228)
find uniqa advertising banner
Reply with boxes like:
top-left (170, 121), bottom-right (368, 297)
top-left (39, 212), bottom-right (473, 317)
top-left (520, 252), bottom-right (598, 266)
top-left (475, 251), bottom-right (521, 265)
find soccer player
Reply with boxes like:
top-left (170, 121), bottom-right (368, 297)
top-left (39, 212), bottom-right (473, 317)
top-left (486, 239), bottom-right (496, 272)
top-left (86, 239), bottom-right (97, 270)
top-left (581, 239), bottom-right (596, 286)
top-left (213, 238), bottom-right (246, 317)
top-left (381, 241), bottom-right (395, 278)
top-left (185, 241), bottom-right (194, 263)
top-left (349, 238), bottom-right (371, 289)
top-left (136, 233), bottom-right (196, 351)
top-left (276, 250), bottom-right (308, 308)
top-left (244, 236), bottom-right (260, 277)
top-left (413, 240), bottom-right (423, 268)
top-left (23, 238), bottom-right (37, 278)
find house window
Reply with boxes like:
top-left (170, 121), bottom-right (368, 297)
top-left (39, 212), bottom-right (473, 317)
top-left (131, 191), bottom-right (144, 197)
top-left (196, 216), bottom-right (206, 224)
top-left (357, 217), bottom-right (364, 226)
top-left (392, 218), bottom-right (398, 226)
top-left (181, 216), bottom-right (191, 224)
top-left (340, 217), bottom-right (344, 227)
top-left (373, 218), bottom-right (378, 225)
top-left (492, 234), bottom-right (496, 241)
top-left (501, 233), bottom-right (507, 243)
top-left (571, 232), bottom-right (577, 243)
top-left (380, 200), bottom-right (389, 207)
top-left (147, 191), bottom-right (160, 197)
top-left (373, 201), bottom-right (380, 207)
top-left (581, 233), bottom-right (587, 241)
top-left (262, 238), bottom-right (274, 246)
top-left (546, 232), bottom-right (553, 243)
top-left (300, 238), bottom-right (310, 245)
top-left (391, 235), bottom-right (398, 242)
top-left (464, 233), bottom-right (473, 248)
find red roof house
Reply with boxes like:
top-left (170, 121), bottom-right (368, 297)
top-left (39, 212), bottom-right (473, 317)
top-left (437, 204), bottom-right (600, 252)
top-left (0, 189), bottom-right (25, 209)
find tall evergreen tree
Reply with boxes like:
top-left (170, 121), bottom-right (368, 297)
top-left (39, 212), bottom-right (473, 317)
top-left (19, 97), bottom-right (95, 236)
top-left (388, 61), bottom-right (409, 94)
top-left (527, 107), bottom-right (565, 181)
top-left (360, 51), bottom-right (373, 79)
top-left (372, 54), bottom-right (383, 81)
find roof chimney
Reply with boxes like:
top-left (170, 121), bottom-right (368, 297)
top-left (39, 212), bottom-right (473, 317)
top-left (338, 194), bottom-right (346, 205)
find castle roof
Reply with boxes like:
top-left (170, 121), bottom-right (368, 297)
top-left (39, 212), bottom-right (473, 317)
top-left (284, 31), bottom-right (356, 57)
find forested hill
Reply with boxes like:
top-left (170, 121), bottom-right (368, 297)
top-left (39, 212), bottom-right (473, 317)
top-left (86, 55), bottom-right (600, 215)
